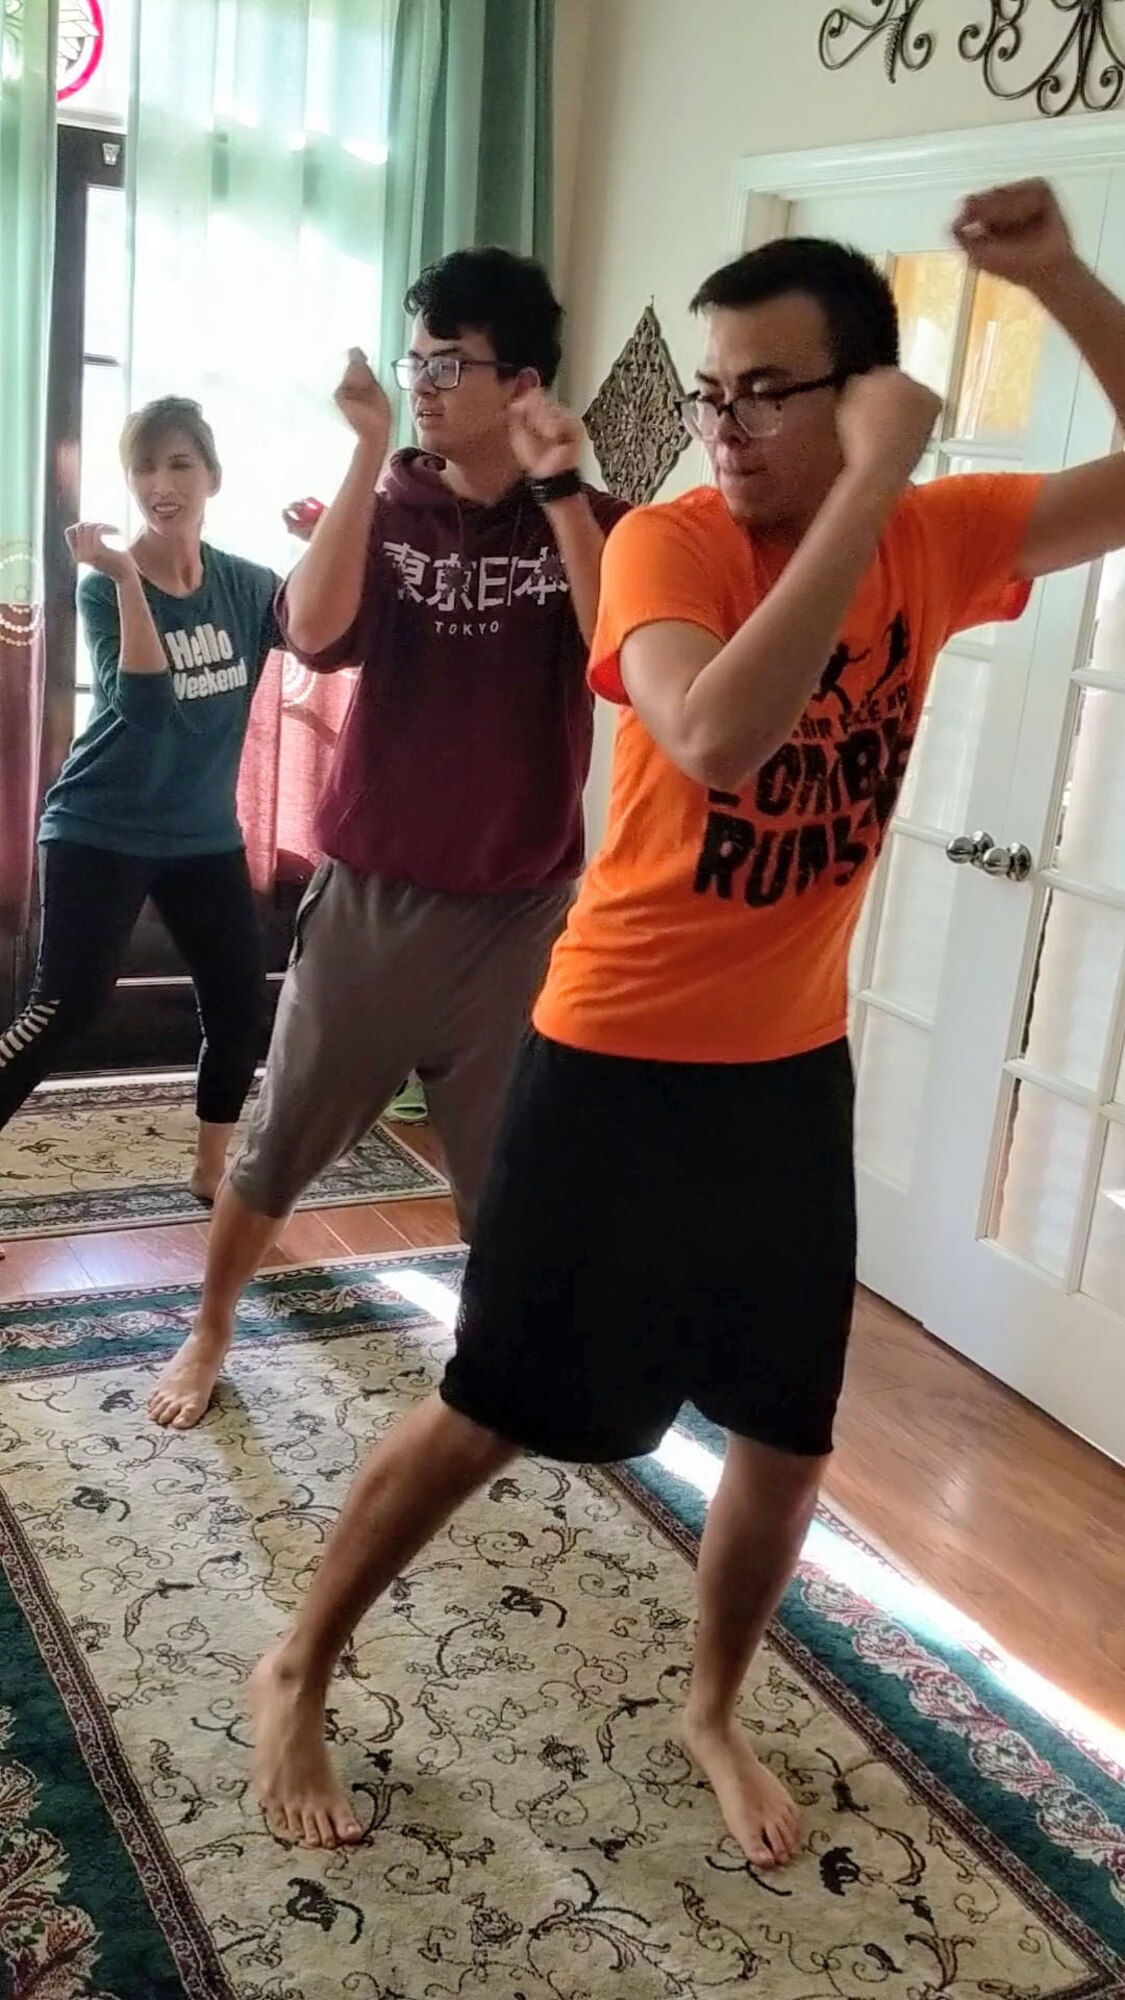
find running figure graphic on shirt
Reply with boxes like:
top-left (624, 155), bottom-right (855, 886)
top-left (812, 608), bottom-right (911, 720)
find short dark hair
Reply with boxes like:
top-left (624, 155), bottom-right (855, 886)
top-left (120, 396), bottom-right (220, 478)
top-left (690, 237), bottom-right (899, 376)
top-left (404, 247), bottom-right (564, 389)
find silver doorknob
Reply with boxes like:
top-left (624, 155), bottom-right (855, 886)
top-left (981, 842), bottom-right (1034, 883)
top-left (945, 830), bottom-right (994, 867)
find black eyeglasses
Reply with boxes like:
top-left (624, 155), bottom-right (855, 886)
top-left (679, 372), bottom-right (848, 442)
top-left (394, 354), bottom-right (514, 392)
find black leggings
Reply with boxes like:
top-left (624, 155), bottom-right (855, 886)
top-left (0, 842), bottom-right (263, 1131)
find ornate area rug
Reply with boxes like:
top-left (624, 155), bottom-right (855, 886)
top-left (0, 1077), bottom-right (447, 1239)
top-left (0, 1249), bottom-right (1122, 1999)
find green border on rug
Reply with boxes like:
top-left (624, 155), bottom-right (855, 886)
top-left (0, 1076), bottom-right (448, 1241)
top-left (0, 1260), bottom-right (440, 1373)
top-left (0, 1566), bottom-right (194, 1998)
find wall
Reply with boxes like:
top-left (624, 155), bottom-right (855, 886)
top-left (555, 0), bottom-right (1049, 837)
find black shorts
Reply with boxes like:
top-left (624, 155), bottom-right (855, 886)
top-left (440, 1031), bottom-right (856, 1464)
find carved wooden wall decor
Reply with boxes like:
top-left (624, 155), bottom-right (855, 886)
top-left (584, 304), bottom-right (690, 507)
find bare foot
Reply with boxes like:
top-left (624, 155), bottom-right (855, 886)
top-left (249, 1650), bottom-right (363, 1848)
top-left (147, 1328), bottom-right (228, 1429)
top-left (189, 1166), bottom-right (221, 1205)
top-left (682, 1710), bottom-right (802, 1869)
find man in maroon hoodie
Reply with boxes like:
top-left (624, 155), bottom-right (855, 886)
top-left (147, 247), bottom-right (625, 1430)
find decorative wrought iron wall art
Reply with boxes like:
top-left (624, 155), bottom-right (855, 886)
top-left (817, 0), bottom-right (1125, 113)
top-left (961, 0), bottom-right (1125, 117)
top-left (818, 0), bottom-right (936, 81)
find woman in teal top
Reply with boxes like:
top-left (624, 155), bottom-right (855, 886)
top-left (0, 397), bottom-right (281, 1202)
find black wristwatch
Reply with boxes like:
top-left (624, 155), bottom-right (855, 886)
top-left (527, 469), bottom-right (583, 506)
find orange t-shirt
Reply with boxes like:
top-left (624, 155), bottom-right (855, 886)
top-left (534, 475), bottom-right (1042, 1065)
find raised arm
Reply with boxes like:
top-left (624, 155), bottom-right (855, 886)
top-left (67, 524), bottom-right (176, 730)
top-left (509, 389), bottom-right (607, 647)
top-left (952, 180), bottom-right (1125, 580)
top-left (620, 370), bottom-right (940, 792)
top-left (282, 350), bottom-right (391, 657)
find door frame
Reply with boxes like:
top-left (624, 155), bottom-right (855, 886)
top-left (728, 116), bottom-right (1125, 254)
top-left (0, 125), bottom-right (126, 1029)
top-left (44, 123), bottom-right (127, 799)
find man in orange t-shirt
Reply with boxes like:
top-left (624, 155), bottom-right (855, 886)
top-left (248, 183), bottom-right (1125, 1865)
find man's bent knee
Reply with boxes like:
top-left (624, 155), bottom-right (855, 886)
top-left (430, 1395), bottom-right (519, 1478)
top-left (225, 1146), bottom-right (302, 1222)
top-left (723, 1434), bottom-right (828, 1513)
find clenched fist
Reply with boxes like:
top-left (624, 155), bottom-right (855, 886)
top-left (335, 348), bottom-right (392, 449)
top-left (836, 369), bottom-right (943, 493)
top-left (952, 180), bottom-right (1076, 291)
top-left (65, 522), bottom-right (138, 582)
top-left (510, 388), bottom-right (585, 484)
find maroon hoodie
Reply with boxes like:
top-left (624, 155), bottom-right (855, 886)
top-left (277, 450), bottom-right (628, 896)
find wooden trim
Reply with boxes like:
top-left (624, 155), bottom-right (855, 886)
top-left (736, 114), bottom-right (1125, 202)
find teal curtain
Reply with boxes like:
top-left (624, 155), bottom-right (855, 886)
top-left (0, 0), bottom-right (58, 933)
top-left (380, 0), bottom-right (554, 412)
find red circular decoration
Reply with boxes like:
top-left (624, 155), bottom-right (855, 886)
top-left (57, 0), bottom-right (106, 103)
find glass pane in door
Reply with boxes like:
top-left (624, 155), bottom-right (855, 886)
top-left (1081, 1121), bottom-right (1125, 1310)
top-left (988, 543), bottom-right (1125, 1314)
top-left (954, 275), bottom-right (1046, 443)
top-left (84, 183), bottom-right (129, 358)
top-left (870, 836), bottom-right (957, 1019)
top-left (897, 649), bottom-right (989, 830)
top-left (75, 182), bottom-right (129, 735)
top-left (1054, 685), bottom-right (1125, 896)
top-left (851, 248), bottom-right (1048, 1195)
top-left (79, 361), bottom-right (128, 523)
top-left (993, 1080), bottom-right (1092, 1281)
top-left (1021, 892), bottom-right (1125, 1095)
top-left (892, 251), bottom-right (965, 398)
top-left (855, 1010), bottom-right (929, 1188)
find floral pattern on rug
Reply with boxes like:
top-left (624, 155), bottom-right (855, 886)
top-left (0, 1078), bottom-right (446, 1239)
top-left (804, 1571), bottom-right (1125, 1898)
top-left (0, 1253), bottom-right (1120, 1999)
top-left (0, 1707), bottom-right (110, 1998)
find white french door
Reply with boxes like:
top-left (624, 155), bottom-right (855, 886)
top-left (920, 168), bottom-right (1125, 1465)
top-left (737, 123), bottom-right (1125, 1462)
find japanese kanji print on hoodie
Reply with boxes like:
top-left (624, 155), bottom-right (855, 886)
top-left (276, 450), bottom-right (628, 896)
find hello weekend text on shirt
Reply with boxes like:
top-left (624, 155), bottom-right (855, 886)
top-left (162, 620), bottom-right (250, 699)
